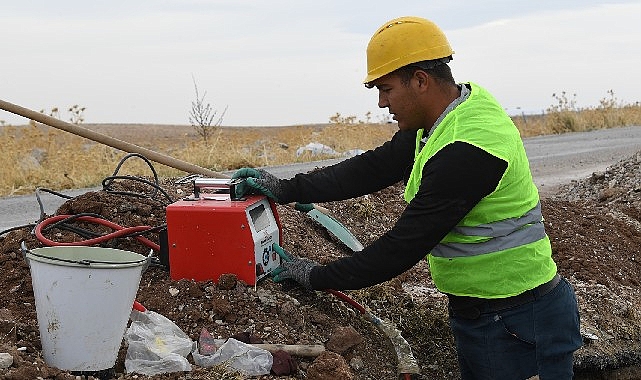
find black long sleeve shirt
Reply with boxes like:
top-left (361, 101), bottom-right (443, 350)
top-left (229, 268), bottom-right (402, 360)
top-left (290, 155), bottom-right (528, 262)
top-left (279, 130), bottom-right (508, 291)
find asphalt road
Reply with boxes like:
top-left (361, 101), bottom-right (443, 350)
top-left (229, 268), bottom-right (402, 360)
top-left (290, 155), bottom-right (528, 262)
top-left (2, 125), bottom-right (641, 231)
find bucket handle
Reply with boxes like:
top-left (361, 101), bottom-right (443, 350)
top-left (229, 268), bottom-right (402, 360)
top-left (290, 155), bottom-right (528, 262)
top-left (21, 241), bottom-right (30, 267)
top-left (21, 241), bottom-right (152, 268)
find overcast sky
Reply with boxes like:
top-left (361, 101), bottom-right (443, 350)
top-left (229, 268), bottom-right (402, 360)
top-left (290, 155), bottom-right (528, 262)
top-left (2, 1), bottom-right (640, 127)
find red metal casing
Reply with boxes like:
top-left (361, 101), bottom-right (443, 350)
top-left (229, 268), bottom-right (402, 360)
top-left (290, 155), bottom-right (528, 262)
top-left (165, 194), bottom-right (282, 285)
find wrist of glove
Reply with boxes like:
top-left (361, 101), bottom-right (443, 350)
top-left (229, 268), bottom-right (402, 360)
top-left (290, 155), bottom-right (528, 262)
top-left (232, 168), bottom-right (285, 202)
top-left (271, 243), bottom-right (319, 290)
top-left (272, 257), bottom-right (319, 290)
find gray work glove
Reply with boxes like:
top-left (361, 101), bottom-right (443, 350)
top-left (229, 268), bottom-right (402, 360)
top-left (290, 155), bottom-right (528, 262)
top-left (232, 168), bottom-right (284, 202)
top-left (271, 243), bottom-right (319, 290)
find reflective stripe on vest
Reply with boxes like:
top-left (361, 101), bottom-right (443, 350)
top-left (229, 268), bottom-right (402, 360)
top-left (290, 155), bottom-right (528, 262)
top-left (431, 202), bottom-right (546, 258)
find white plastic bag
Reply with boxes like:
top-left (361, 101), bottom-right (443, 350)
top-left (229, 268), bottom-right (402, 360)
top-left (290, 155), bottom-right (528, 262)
top-left (124, 309), bottom-right (193, 375)
top-left (192, 338), bottom-right (273, 376)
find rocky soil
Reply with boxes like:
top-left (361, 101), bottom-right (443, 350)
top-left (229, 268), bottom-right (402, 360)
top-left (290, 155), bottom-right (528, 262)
top-left (1, 150), bottom-right (641, 380)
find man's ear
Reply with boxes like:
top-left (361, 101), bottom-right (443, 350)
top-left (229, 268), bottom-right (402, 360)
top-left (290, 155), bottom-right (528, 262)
top-left (414, 69), bottom-right (430, 90)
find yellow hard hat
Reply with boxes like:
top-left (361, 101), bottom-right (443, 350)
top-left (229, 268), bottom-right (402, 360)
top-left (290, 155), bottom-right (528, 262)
top-left (364, 16), bottom-right (454, 84)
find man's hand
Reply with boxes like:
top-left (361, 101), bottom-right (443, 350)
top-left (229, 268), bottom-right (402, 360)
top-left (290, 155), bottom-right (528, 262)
top-left (232, 168), bottom-right (284, 202)
top-left (271, 243), bottom-right (319, 290)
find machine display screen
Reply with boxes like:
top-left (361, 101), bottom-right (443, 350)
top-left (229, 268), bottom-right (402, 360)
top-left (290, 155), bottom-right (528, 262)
top-left (249, 204), bottom-right (270, 232)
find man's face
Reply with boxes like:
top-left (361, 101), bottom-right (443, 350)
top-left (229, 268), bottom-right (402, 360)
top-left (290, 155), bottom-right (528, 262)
top-left (370, 72), bottom-right (426, 132)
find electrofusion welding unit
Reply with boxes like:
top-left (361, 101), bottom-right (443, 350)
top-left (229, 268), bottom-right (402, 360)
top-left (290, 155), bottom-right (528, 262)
top-left (163, 178), bottom-right (282, 285)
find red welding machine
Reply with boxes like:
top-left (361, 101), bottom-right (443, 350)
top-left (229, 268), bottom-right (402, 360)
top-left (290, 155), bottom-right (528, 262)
top-left (165, 178), bottom-right (282, 285)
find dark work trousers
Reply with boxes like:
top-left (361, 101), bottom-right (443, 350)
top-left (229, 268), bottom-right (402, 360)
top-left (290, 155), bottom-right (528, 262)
top-left (448, 277), bottom-right (582, 380)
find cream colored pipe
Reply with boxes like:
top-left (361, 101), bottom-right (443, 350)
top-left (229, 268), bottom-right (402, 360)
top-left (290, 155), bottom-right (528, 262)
top-left (252, 343), bottom-right (325, 357)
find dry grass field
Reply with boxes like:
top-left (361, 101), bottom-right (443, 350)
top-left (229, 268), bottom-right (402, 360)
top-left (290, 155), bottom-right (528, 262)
top-left (0, 122), bottom-right (397, 197)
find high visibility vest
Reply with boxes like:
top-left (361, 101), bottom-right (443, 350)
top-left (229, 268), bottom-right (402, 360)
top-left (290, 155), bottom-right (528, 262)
top-left (404, 83), bottom-right (556, 298)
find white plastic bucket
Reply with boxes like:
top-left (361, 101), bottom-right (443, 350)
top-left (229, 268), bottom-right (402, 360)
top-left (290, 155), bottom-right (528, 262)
top-left (25, 245), bottom-right (148, 372)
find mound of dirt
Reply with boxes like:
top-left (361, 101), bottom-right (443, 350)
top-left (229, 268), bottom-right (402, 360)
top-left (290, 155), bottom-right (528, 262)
top-left (1, 153), bottom-right (641, 380)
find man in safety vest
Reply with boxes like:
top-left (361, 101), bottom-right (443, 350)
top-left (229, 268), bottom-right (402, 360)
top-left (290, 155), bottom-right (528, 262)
top-left (234, 16), bottom-right (582, 379)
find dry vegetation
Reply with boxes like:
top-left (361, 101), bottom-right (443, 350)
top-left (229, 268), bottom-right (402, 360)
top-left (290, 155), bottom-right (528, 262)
top-left (0, 123), bottom-right (398, 197)
top-left (1, 90), bottom-right (640, 197)
top-left (514, 90), bottom-right (641, 137)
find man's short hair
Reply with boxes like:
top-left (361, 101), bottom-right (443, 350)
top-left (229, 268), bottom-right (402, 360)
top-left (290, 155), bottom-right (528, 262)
top-left (396, 57), bottom-right (455, 86)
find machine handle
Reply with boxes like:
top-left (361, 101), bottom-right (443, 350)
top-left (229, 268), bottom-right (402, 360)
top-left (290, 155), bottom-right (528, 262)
top-left (192, 177), bottom-right (243, 200)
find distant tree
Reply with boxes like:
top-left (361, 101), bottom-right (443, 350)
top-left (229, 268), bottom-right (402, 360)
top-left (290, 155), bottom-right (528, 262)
top-left (189, 76), bottom-right (227, 145)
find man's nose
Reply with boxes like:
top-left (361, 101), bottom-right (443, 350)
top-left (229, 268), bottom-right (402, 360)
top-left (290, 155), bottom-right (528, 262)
top-left (378, 92), bottom-right (389, 108)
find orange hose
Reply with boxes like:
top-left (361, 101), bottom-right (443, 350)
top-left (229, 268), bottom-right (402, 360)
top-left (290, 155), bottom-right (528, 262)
top-left (35, 214), bottom-right (159, 251)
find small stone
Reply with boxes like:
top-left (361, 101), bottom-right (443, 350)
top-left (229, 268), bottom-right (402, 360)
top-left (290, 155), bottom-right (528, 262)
top-left (326, 325), bottom-right (364, 354)
top-left (307, 351), bottom-right (354, 380)
top-left (0, 353), bottom-right (13, 369)
top-left (218, 274), bottom-right (238, 290)
top-left (188, 284), bottom-right (204, 297)
top-left (211, 296), bottom-right (232, 317)
top-left (349, 356), bottom-right (364, 371)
